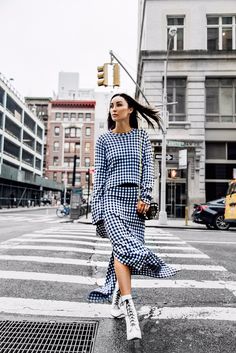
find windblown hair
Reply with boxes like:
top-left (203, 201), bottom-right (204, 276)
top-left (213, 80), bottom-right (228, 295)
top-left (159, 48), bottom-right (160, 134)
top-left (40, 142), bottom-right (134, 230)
top-left (107, 93), bottom-right (161, 130)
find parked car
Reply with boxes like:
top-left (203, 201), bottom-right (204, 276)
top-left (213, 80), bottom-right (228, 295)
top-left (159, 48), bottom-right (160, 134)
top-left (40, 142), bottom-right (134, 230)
top-left (225, 179), bottom-right (236, 227)
top-left (192, 198), bottom-right (230, 230)
top-left (40, 197), bottom-right (52, 206)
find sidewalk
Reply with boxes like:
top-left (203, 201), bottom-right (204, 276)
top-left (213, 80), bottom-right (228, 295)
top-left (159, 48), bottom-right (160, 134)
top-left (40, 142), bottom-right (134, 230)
top-left (0, 206), bottom-right (56, 213)
top-left (77, 213), bottom-right (205, 229)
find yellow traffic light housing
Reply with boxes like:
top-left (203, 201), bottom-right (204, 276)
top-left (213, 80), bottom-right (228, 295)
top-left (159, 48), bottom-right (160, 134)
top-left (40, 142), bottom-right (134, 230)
top-left (113, 63), bottom-right (120, 87)
top-left (97, 64), bottom-right (109, 86)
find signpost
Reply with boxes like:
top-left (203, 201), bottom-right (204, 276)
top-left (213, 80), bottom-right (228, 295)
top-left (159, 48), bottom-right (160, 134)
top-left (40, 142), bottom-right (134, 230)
top-left (155, 154), bottom-right (173, 161)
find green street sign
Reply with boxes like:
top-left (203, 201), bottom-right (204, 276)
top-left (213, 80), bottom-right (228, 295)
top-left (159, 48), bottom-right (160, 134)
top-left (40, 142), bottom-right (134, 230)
top-left (167, 140), bottom-right (185, 147)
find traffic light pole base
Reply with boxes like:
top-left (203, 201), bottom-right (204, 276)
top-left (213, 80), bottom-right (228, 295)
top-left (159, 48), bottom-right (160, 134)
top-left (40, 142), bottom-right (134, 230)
top-left (158, 211), bottom-right (168, 225)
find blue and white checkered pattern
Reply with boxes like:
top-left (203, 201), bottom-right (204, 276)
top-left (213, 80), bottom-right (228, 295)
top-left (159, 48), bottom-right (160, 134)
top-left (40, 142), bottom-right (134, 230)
top-left (91, 129), bottom-right (153, 225)
top-left (88, 185), bottom-right (179, 303)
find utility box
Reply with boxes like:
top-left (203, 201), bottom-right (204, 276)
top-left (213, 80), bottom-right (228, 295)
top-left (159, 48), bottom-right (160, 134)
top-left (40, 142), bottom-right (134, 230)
top-left (70, 187), bottom-right (83, 220)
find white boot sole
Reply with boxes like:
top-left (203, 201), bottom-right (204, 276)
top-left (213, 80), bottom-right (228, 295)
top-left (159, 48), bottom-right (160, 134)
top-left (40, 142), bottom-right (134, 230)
top-left (127, 329), bottom-right (142, 341)
top-left (110, 309), bottom-right (125, 319)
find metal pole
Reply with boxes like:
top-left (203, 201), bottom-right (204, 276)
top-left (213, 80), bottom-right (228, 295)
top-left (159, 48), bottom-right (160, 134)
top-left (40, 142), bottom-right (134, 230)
top-left (72, 155), bottom-right (77, 187)
top-left (86, 168), bottom-right (90, 219)
top-left (159, 61), bottom-right (168, 225)
top-left (159, 28), bottom-right (176, 225)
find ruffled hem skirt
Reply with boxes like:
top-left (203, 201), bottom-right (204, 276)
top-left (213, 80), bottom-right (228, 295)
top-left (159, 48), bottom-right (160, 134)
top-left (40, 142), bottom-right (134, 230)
top-left (88, 186), bottom-right (179, 303)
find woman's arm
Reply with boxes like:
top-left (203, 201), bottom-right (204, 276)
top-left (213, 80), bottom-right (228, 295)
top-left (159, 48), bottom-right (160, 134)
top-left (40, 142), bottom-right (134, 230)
top-left (91, 136), bottom-right (107, 225)
top-left (140, 131), bottom-right (154, 204)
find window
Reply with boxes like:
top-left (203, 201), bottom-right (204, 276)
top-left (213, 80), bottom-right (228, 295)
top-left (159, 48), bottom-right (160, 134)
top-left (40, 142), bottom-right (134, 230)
top-left (71, 113), bottom-right (76, 121)
top-left (75, 142), bottom-right (80, 153)
top-left (85, 127), bottom-right (91, 136)
top-left (54, 127), bottom-right (60, 136)
top-left (228, 142), bottom-right (236, 160)
top-left (53, 141), bottom-right (59, 152)
top-left (53, 172), bottom-right (57, 181)
top-left (205, 78), bottom-right (236, 122)
top-left (207, 16), bottom-right (235, 50)
top-left (63, 112), bottom-right (69, 121)
top-left (78, 113), bottom-right (83, 122)
top-left (36, 158), bottom-right (41, 170)
top-left (0, 86), bottom-right (4, 105)
top-left (55, 112), bottom-right (61, 121)
top-left (85, 157), bottom-right (90, 167)
top-left (85, 142), bottom-right (90, 153)
top-left (24, 113), bottom-right (36, 133)
top-left (206, 163), bottom-right (236, 179)
top-left (206, 142), bottom-right (226, 159)
top-left (22, 149), bottom-right (34, 166)
top-left (167, 16), bottom-right (184, 50)
top-left (65, 127), bottom-right (81, 138)
top-left (85, 113), bottom-right (91, 122)
top-left (53, 157), bottom-right (59, 166)
top-left (64, 142), bottom-right (76, 153)
top-left (64, 157), bottom-right (80, 167)
top-left (167, 78), bottom-right (186, 121)
top-left (36, 142), bottom-right (42, 154)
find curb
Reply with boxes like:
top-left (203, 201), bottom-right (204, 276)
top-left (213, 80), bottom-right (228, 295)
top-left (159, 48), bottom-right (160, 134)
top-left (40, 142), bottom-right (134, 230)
top-left (76, 220), bottom-right (205, 230)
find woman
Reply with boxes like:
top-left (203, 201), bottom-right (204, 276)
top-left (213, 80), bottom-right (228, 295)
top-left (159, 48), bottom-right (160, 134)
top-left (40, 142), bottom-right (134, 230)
top-left (88, 93), bottom-right (178, 340)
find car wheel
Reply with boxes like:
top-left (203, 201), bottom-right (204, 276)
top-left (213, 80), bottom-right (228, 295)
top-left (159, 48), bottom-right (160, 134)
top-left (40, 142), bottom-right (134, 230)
top-left (206, 224), bottom-right (215, 230)
top-left (214, 215), bottom-right (230, 231)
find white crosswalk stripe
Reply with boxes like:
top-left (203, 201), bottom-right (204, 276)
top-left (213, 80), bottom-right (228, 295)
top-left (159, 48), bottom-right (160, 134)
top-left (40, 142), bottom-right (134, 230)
top-left (0, 223), bottom-right (234, 323)
top-left (0, 213), bottom-right (62, 224)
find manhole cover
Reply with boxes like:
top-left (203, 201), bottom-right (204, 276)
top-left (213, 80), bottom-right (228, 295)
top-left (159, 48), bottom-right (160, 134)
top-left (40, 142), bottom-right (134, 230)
top-left (0, 320), bottom-right (98, 352)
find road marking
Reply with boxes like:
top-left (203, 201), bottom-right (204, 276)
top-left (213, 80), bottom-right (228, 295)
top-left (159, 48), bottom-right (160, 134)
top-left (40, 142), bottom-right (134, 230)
top-left (188, 241), bottom-right (236, 245)
top-left (22, 233), bottom-right (183, 242)
top-left (0, 244), bottom-right (209, 258)
top-left (0, 270), bottom-right (233, 292)
top-left (5, 238), bottom-right (197, 252)
top-left (1, 297), bottom-right (236, 320)
top-left (0, 255), bottom-right (226, 271)
top-left (139, 306), bottom-right (236, 321)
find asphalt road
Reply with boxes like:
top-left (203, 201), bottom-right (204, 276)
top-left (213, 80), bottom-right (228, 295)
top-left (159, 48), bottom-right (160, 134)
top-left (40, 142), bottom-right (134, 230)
top-left (0, 209), bottom-right (236, 353)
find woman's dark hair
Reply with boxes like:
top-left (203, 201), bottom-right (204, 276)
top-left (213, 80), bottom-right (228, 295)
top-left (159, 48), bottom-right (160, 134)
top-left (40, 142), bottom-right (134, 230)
top-left (107, 93), bottom-right (161, 130)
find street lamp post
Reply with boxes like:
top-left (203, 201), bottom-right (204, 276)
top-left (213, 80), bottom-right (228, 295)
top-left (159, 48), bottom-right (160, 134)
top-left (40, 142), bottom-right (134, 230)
top-left (159, 26), bottom-right (177, 225)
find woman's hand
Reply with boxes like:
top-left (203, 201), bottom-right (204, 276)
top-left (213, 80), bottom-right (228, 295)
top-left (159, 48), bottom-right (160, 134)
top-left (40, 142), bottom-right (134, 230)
top-left (136, 200), bottom-right (150, 215)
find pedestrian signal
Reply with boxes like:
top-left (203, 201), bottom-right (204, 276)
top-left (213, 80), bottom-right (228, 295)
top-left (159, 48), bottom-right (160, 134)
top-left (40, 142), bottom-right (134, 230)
top-left (97, 64), bottom-right (108, 86)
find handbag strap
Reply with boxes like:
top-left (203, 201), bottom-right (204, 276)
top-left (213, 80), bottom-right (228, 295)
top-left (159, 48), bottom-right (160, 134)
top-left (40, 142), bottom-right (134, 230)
top-left (138, 130), bottom-right (143, 200)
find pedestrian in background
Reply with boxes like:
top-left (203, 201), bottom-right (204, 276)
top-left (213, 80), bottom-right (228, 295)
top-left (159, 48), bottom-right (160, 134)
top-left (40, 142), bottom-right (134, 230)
top-left (88, 93), bottom-right (178, 340)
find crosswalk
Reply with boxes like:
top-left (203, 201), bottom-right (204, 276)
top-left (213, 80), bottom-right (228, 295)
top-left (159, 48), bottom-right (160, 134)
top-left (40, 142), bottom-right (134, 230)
top-left (0, 212), bottom-right (62, 224)
top-left (0, 224), bottom-right (235, 322)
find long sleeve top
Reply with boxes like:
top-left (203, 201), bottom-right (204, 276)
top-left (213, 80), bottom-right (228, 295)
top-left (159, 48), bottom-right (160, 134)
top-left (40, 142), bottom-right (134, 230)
top-left (91, 128), bottom-right (154, 225)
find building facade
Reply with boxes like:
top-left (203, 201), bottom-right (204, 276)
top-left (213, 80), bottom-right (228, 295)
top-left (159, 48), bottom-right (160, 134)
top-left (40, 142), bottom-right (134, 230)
top-left (137, 0), bottom-right (236, 217)
top-left (46, 100), bottom-right (96, 197)
top-left (25, 97), bottom-right (51, 176)
top-left (0, 74), bottom-right (62, 207)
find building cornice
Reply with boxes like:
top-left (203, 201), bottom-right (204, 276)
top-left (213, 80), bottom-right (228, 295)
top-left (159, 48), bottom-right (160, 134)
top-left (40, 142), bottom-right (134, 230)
top-left (140, 50), bottom-right (236, 61)
top-left (51, 100), bottom-right (96, 108)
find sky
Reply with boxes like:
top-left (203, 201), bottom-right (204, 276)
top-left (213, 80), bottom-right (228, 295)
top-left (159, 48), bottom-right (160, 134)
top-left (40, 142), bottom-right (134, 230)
top-left (0, 0), bottom-right (139, 98)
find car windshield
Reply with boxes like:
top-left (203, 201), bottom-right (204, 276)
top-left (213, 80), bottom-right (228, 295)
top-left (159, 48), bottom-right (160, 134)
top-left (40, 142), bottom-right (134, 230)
top-left (208, 198), bottom-right (225, 205)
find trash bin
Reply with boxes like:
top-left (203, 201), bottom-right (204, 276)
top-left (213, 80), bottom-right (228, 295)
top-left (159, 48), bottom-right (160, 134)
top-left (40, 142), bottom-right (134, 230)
top-left (70, 187), bottom-right (83, 221)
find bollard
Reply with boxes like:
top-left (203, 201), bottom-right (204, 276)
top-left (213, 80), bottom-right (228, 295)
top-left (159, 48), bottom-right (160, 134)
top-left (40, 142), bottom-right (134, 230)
top-left (185, 206), bottom-right (188, 226)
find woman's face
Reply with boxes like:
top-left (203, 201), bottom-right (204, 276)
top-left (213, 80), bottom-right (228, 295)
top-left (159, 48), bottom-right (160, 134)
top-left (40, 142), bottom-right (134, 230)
top-left (110, 96), bottom-right (133, 123)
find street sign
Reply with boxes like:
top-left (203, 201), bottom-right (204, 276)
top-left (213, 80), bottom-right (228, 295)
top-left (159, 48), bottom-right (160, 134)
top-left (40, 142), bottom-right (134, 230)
top-left (167, 140), bottom-right (185, 147)
top-left (155, 154), bottom-right (173, 160)
top-left (179, 149), bottom-right (187, 169)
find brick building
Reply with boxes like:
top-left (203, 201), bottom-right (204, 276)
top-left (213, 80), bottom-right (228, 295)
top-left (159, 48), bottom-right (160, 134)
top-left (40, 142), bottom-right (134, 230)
top-left (46, 100), bottom-right (95, 197)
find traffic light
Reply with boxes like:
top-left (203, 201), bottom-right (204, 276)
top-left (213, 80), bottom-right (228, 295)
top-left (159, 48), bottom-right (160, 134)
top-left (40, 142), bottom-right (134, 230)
top-left (113, 63), bottom-right (120, 87)
top-left (97, 64), bottom-right (108, 86)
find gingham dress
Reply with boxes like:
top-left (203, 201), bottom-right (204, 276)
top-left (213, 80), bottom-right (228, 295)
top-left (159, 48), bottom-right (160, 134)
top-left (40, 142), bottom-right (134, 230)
top-left (88, 128), bottom-right (178, 303)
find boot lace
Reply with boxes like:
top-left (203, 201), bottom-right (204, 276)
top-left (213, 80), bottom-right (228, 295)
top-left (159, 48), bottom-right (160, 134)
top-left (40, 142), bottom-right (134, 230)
top-left (113, 289), bottom-right (120, 308)
top-left (126, 300), bottom-right (137, 326)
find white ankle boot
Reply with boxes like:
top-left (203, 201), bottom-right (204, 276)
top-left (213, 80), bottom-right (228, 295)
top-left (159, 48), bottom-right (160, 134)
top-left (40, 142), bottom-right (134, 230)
top-left (110, 285), bottom-right (124, 318)
top-left (121, 297), bottom-right (142, 341)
